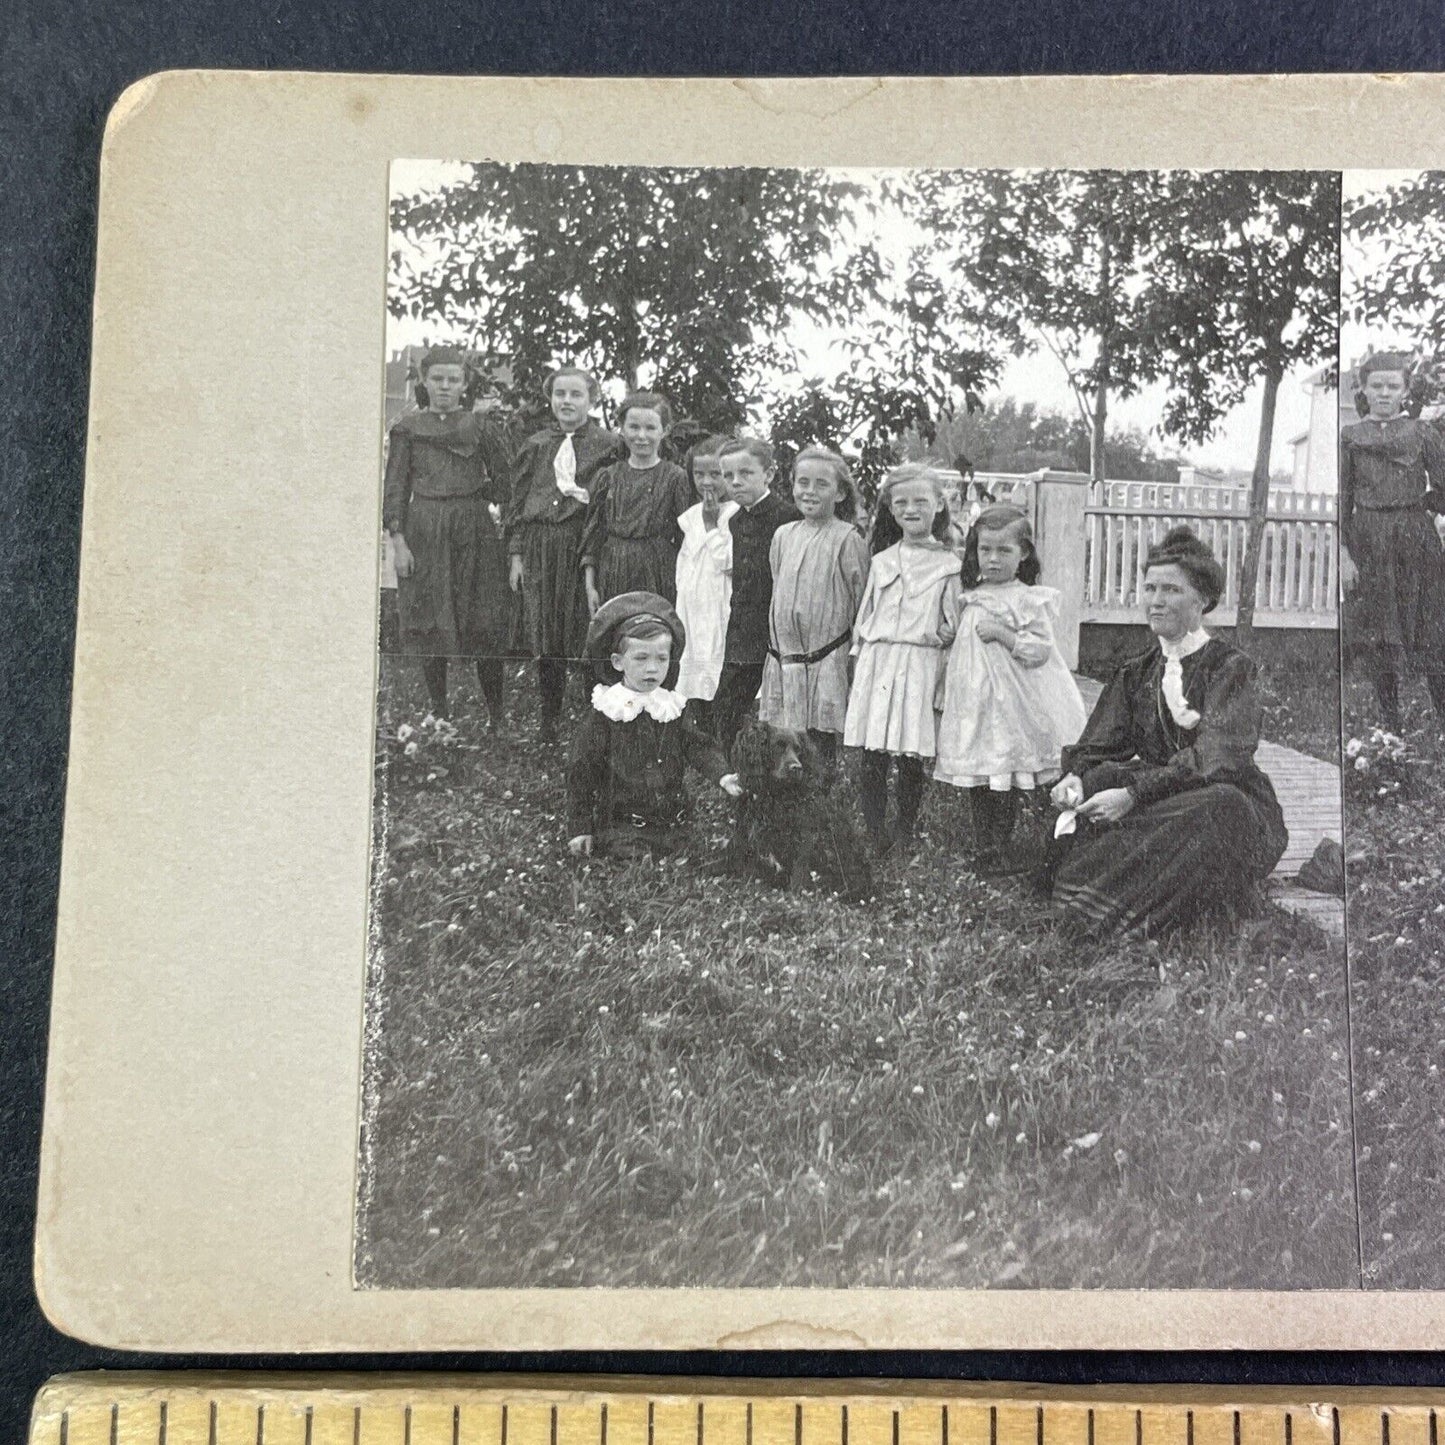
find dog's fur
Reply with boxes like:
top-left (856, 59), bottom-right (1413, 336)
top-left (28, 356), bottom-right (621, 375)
top-left (726, 720), bottom-right (873, 901)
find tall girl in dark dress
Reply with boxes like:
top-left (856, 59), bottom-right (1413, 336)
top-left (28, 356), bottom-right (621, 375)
top-left (1045, 527), bottom-right (1289, 939)
top-left (382, 346), bottom-right (512, 723)
top-left (1340, 351), bottom-right (1445, 730)
top-left (505, 366), bottom-right (624, 741)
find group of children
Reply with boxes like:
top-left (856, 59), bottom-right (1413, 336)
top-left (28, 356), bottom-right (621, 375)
top-left (384, 350), bottom-right (1091, 871)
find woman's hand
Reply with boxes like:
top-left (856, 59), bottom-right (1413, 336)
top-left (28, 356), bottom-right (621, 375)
top-left (975, 615), bottom-right (1015, 647)
top-left (1051, 773), bottom-right (1084, 809)
top-left (1076, 787), bottom-right (1135, 824)
top-left (719, 773), bottom-right (744, 798)
top-left (568, 834), bottom-right (594, 857)
top-left (391, 535), bottom-right (415, 580)
top-left (509, 555), bottom-right (525, 593)
top-left (584, 576), bottom-right (602, 617)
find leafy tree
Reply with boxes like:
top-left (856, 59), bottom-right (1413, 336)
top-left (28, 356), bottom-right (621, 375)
top-left (903, 169), bottom-right (1171, 485)
top-left (929, 398), bottom-right (1182, 483)
top-left (1146, 171), bottom-right (1340, 643)
top-left (389, 163), bottom-right (879, 435)
top-left (764, 242), bottom-right (1001, 497)
top-left (1344, 171), bottom-right (1445, 347)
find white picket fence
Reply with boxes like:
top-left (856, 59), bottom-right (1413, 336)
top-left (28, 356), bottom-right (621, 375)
top-left (964, 471), bottom-right (1340, 632)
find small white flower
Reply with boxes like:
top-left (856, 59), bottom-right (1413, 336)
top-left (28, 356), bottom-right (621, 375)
top-left (397, 723), bottom-right (415, 742)
top-left (985, 1111), bottom-right (1000, 1129)
top-left (1070, 1131), bottom-right (1103, 1151)
top-left (1247, 1139), bottom-right (1262, 1154)
top-left (404, 740), bottom-right (419, 757)
top-left (911, 1085), bottom-right (925, 1097)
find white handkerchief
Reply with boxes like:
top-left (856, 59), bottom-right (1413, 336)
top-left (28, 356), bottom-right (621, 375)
top-left (553, 433), bottom-right (590, 503)
top-left (1054, 808), bottom-right (1079, 839)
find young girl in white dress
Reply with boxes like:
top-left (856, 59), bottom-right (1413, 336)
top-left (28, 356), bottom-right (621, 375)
top-left (934, 503), bottom-right (1087, 870)
top-left (843, 464), bottom-right (964, 852)
top-left (674, 435), bottom-right (736, 723)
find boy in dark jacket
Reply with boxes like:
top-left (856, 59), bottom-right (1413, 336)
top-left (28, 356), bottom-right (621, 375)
top-left (712, 438), bottom-right (800, 750)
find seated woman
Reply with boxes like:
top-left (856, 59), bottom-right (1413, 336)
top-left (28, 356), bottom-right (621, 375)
top-left (1044, 526), bottom-right (1289, 938)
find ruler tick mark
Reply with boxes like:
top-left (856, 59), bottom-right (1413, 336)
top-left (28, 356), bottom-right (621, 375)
top-left (1234, 1411), bottom-right (1241, 1445)
top-left (257, 1405), bottom-right (266, 1445)
top-left (354, 1404), bottom-right (362, 1445)
top-left (304, 1407), bottom-right (313, 1445)
top-left (1188, 1410), bottom-right (1195, 1445)
top-left (503, 1404), bottom-right (510, 1445)
top-left (649, 1403), bottom-right (655, 1445)
top-left (59, 1410), bottom-right (68, 1445)
top-left (551, 1405), bottom-right (558, 1445)
top-left (601, 1404), bottom-right (608, 1445)
top-left (111, 1404), bottom-right (119, 1445)
top-left (1286, 1415), bottom-right (1293, 1445)
top-left (1089, 1409), bottom-right (1095, 1445)
top-left (747, 1404), bottom-right (753, 1445)
top-left (1135, 1410), bottom-right (1142, 1445)
top-left (942, 1404), bottom-right (949, 1445)
top-left (160, 1403), bottom-right (168, 1445)
top-left (407, 1405), bottom-right (414, 1445)
top-left (991, 1408), bottom-right (998, 1445)
top-left (1036, 1407), bottom-right (1044, 1445)
top-left (210, 1403), bottom-right (218, 1445)
top-left (698, 1402), bottom-right (705, 1445)
top-left (1383, 1414), bottom-right (1391, 1445)
top-left (1334, 1410), bottom-right (1342, 1445)
top-left (896, 1411), bottom-right (903, 1445)
top-left (453, 1406), bottom-right (460, 1445)
top-left (1430, 1412), bottom-right (1438, 1445)
top-left (796, 1403), bottom-right (803, 1445)
top-left (842, 1404), bottom-right (848, 1445)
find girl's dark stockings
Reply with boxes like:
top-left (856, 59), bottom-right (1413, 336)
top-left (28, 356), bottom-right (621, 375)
top-left (860, 750), bottom-right (925, 846)
top-left (421, 657), bottom-right (505, 724)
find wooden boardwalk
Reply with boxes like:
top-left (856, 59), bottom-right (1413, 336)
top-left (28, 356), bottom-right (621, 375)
top-left (1074, 677), bottom-right (1344, 936)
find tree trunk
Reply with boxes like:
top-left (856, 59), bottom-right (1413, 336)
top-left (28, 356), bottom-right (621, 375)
top-left (1091, 381), bottom-right (1108, 488)
top-left (1234, 365), bottom-right (1283, 648)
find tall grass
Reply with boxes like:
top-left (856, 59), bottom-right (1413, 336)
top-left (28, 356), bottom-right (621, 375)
top-left (356, 658), bottom-right (1357, 1290)
top-left (1344, 671), bottom-right (1445, 1287)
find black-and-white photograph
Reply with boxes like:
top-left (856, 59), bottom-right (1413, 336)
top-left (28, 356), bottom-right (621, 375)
top-left (1340, 170), bottom-right (1445, 1289)
top-left (355, 162), bottom-right (1354, 1291)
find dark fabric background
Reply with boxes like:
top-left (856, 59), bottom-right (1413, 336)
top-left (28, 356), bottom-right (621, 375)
top-left (7, 4), bottom-right (1445, 1442)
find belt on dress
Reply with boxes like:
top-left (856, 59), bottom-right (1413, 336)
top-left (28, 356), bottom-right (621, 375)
top-left (768, 630), bottom-right (852, 667)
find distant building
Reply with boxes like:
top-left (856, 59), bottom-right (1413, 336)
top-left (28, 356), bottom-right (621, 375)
top-left (1289, 364), bottom-right (1339, 495)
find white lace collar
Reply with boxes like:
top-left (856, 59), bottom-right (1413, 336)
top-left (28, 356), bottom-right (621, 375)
top-left (591, 682), bottom-right (686, 723)
top-left (1159, 627), bottom-right (1211, 661)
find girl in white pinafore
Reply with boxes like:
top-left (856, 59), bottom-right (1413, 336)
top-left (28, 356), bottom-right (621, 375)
top-left (674, 435), bottom-right (737, 709)
top-left (934, 503), bottom-right (1087, 868)
top-left (844, 464), bottom-right (964, 850)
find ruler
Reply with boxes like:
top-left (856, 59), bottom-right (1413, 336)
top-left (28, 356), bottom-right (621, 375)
top-left (27, 1378), bottom-right (1445, 1445)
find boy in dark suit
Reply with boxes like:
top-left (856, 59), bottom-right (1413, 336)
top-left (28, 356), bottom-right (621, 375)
top-left (712, 438), bottom-right (800, 751)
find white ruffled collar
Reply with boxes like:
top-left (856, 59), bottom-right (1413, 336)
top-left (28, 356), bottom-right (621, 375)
top-left (1159, 627), bottom-right (1211, 661)
top-left (591, 682), bottom-right (687, 723)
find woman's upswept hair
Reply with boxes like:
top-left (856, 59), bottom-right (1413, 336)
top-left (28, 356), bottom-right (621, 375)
top-left (793, 445), bottom-right (861, 521)
top-left (617, 389), bottom-right (674, 431)
top-left (959, 503), bottom-right (1041, 588)
top-left (869, 462), bottom-right (953, 553)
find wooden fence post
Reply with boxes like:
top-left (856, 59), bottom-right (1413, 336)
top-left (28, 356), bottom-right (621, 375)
top-left (1033, 469), bottom-right (1091, 670)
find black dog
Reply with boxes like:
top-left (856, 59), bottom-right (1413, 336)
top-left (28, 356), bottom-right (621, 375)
top-left (727, 720), bottom-right (873, 901)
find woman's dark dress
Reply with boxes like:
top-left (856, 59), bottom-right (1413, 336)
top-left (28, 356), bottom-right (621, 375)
top-left (1050, 638), bottom-right (1289, 938)
top-left (506, 421), bottom-right (624, 662)
top-left (579, 459), bottom-right (694, 604)
top-left (382, 409), bottom-right (511, 658)
top-left (1340, 416), bottom-right (1445, 666)
top-left (568, 708), bottom-right (730, 857)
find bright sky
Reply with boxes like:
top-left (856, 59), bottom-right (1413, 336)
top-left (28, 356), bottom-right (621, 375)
top-left (388, 160), bottom-right (1320, 474)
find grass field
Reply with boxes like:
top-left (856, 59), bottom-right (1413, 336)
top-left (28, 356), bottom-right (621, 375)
top-left (356, 651), bottom-right (1358, 1290)
top-left (1343, 668), bottom-right (1445, 1288)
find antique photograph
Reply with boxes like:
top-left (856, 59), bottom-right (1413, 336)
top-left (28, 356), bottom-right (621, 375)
top-left (355, 161), bottom-right (1352, 1291)
top-left (1340, 170), bottom-right (1445, 1290)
